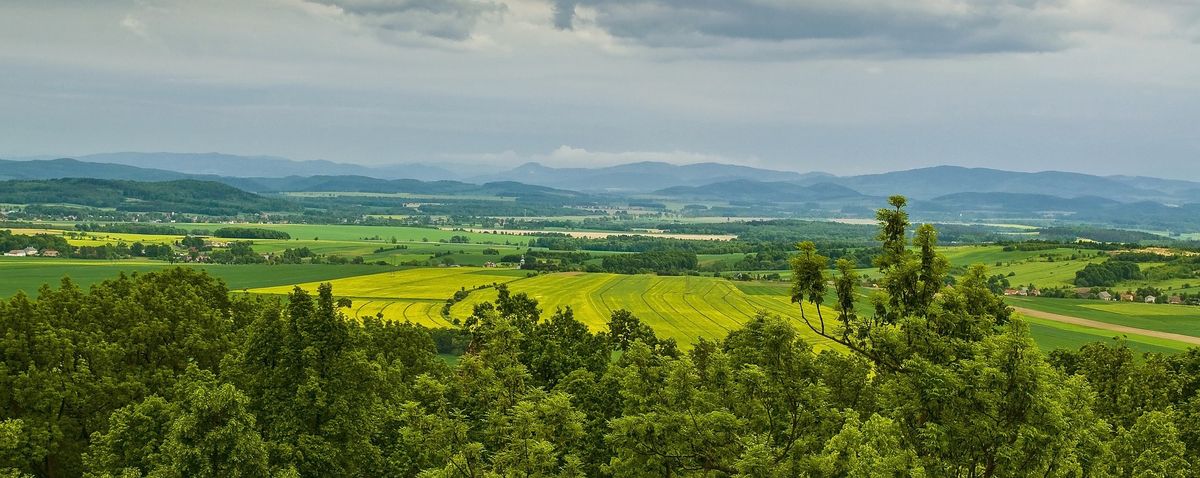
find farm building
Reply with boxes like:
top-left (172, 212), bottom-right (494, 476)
top-left (1004, 289), bottom-right (1020, 296)
top-left (41, 249), bottom-right (59, 257)
top-left (1145, 296), bottom-right (1157, 304)
top-left (1120, 293), bottom-right (1135, 302)
top-left (1098, 291), bottom-right (1113, 301)
top-left (4, 250), bottom-right (25, 257)
top-left (22, 247), bottom-right (38, 255)
top-left (1170, 296), bottom-right (1183, 305)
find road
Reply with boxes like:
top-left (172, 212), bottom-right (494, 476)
top-left (1012, 306), bottom-right (1200, 346)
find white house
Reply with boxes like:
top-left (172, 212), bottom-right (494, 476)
top-left (1145, 296), bottom-right (1157, 304)
top-left (4, 250), bottom-right (26, 257)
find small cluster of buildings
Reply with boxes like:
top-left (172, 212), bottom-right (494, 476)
top-left (1005, 286), bottom-right (1189, 306)
top-left (1080, 289), bottom-right (1183, 305)
top-left (3, 247), bottom-right (59, 257)
top-left (1003, 287), bottom-right (1041, 297)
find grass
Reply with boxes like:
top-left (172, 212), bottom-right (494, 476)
top-left (1021, 315), bottom-right (1189, 354)
top-left (7, 222), bottom-right (538, 269)
top-left (2, 252), bottom-right (1195, 354)
top-left (5, 228), bottom-right (181, 246)
top-left (0, 257), bottom-right (395, 298)
top-left (249, 267), bottom-right (530, 300)
top-left (941, 245), bottom-right (1106, 288)
top-left (447, 273), bottom-right (842, 349)
top-left (1008, 297), bottom-right (1200, 337)
top-left (172, 223), bottom-right (535, 243)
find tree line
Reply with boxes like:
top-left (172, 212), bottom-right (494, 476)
top-left (1, 196), bottom-right (1199, 477)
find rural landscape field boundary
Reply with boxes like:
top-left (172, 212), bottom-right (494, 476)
top-left (1013, 306), bottom-right (1200, 346)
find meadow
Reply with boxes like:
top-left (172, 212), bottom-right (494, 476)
top-left (243, 267), bottom-right (839, 349)
top-left (7, 222), bottom-right (543, 266)
top-left (6, 224), bottom-right (1200, 354)
top-left (247, 264), bottom-right (1196, 354)
top-left (1007, 297), bottom-right (1200, 337)
top-left (941, 245), bottom-right (1107, 288)
top-left (0, 257), bottom-right (392, 297)
top-left (246, 267), bottom-right (533, 328)
top-left (2, 250), bottom-right (1194, 353)
top-left (1020, 315), bottom-right (1190, 354)
top-left (174, 223), bottom-right (534, 243)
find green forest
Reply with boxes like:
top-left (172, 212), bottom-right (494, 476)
top-left (1, 197), bottom-right (1196, 478)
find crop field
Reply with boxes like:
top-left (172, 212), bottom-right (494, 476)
top-left (1116, 276), bottom-right (1200, 295)
top-left (1008, 297), bottom-right (1200, 337)
top-left (4, 228), bottom-right (181, 246)
top-left (7, 222), bottom-right (543, 267)
top-left (249, 267), bottom-right (530, 300)
top-left (174, 223), bottom-right (534, 243)
top-left (246, 267), bottom-right (534, 328)
top-left (237, 262), bottom-right (1198, 353)
top-left (941, 245), bottom-right (1107, 288)
top-left (1020, 315), bottom-right (1190, 354)
top-left (0, 258), bottom-right (394, 297)
top-left (2, 250), bottom-right (1196, 353)
top-left (449, 227), bottom-right (738, 241)
top-left (446, 272), bottom-right (840, 349)
top-left (282, 191), bottom-right (518, 201)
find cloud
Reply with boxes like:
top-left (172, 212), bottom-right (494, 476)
top-left (550, 0), bottom-right (1100, 56)
top-left (119, 15), bottom-right (149, 39)
top-left (305, 0), bottom-right (507, 41)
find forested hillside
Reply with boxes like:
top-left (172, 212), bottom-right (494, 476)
top-left (0, 179), bottom-right (295, 215)
top-left (1, 199), bottom-right (1196, 477)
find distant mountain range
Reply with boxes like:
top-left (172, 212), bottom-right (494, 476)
top-left (4, 153), bottom-right (1200, 231)
top-left (796, 166), bottom-right (1200, 204)
top-left (656, 180), bottom-right (864, 203)
top-left (71, 152), bottom-right (462, 182)
top-left (0, 178), bottom-right (293, 216)
top-left (473, 161), bottom-right (834, 192)
top-left (8, 153), bottom-right (1199, 204)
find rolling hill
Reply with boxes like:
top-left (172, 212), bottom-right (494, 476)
top-left (808, 166), bottom-right (1200, 204)
top-left (0, 178), bottom-right (295, 215)
top-left (477, 161), bottom-right (833, 192)
top-left (73, 152), bottom-right (461, 181)
top-left (655, 180), bottom-right (864, 203)
top-left (0, 158), bottom-right (192, 182)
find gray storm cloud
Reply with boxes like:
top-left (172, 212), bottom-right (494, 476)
top-left (551, 0), bottom-right (1089, 55)
top-left (308, 0), bottom-right (507, 40)
top-left (1, 0), bottom-right (1199, 178)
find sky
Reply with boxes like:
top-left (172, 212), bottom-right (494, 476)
top-left (1, 0), bottom-right (1198, 177)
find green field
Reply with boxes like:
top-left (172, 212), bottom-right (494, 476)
top-left (448, 272), bottom-right (840, 349)
top-left (1021, 315), bottom-right (1189, 354)
top-left (7, 223), bottom-right (543, 267)
top-left (941, 245), bottom-right (1106, 288)
top-left (0, 257), bottom-right (394, 297)
top-left (7, 221), bottom-right (1200, 353)
top-left (246, 267), bottom-right (533, 328)
top-left (173, 223), bottom-right (533, 243)
top-left (1008, 297), bottom-right (1200, 337)
top-left (2, 254), bottom-right (1196, 353)
top-left (5, 227), bottom-right (181, 246)
top-left (244, 267), bottom-right (840, 349)
top-left (250, 267), bottom-right (530, 300)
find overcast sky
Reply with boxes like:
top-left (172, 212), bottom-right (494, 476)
top-left (1, 0), bottom-right (1198, 177)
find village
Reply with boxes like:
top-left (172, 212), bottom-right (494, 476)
top-left (3, 246), bottom-right (59, 257)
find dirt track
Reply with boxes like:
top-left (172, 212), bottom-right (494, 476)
top-left (1012, 306), bottom-right (1200, 345)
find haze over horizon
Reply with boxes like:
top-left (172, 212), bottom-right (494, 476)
top-left (2, 1), bottom-right (1199, 178)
